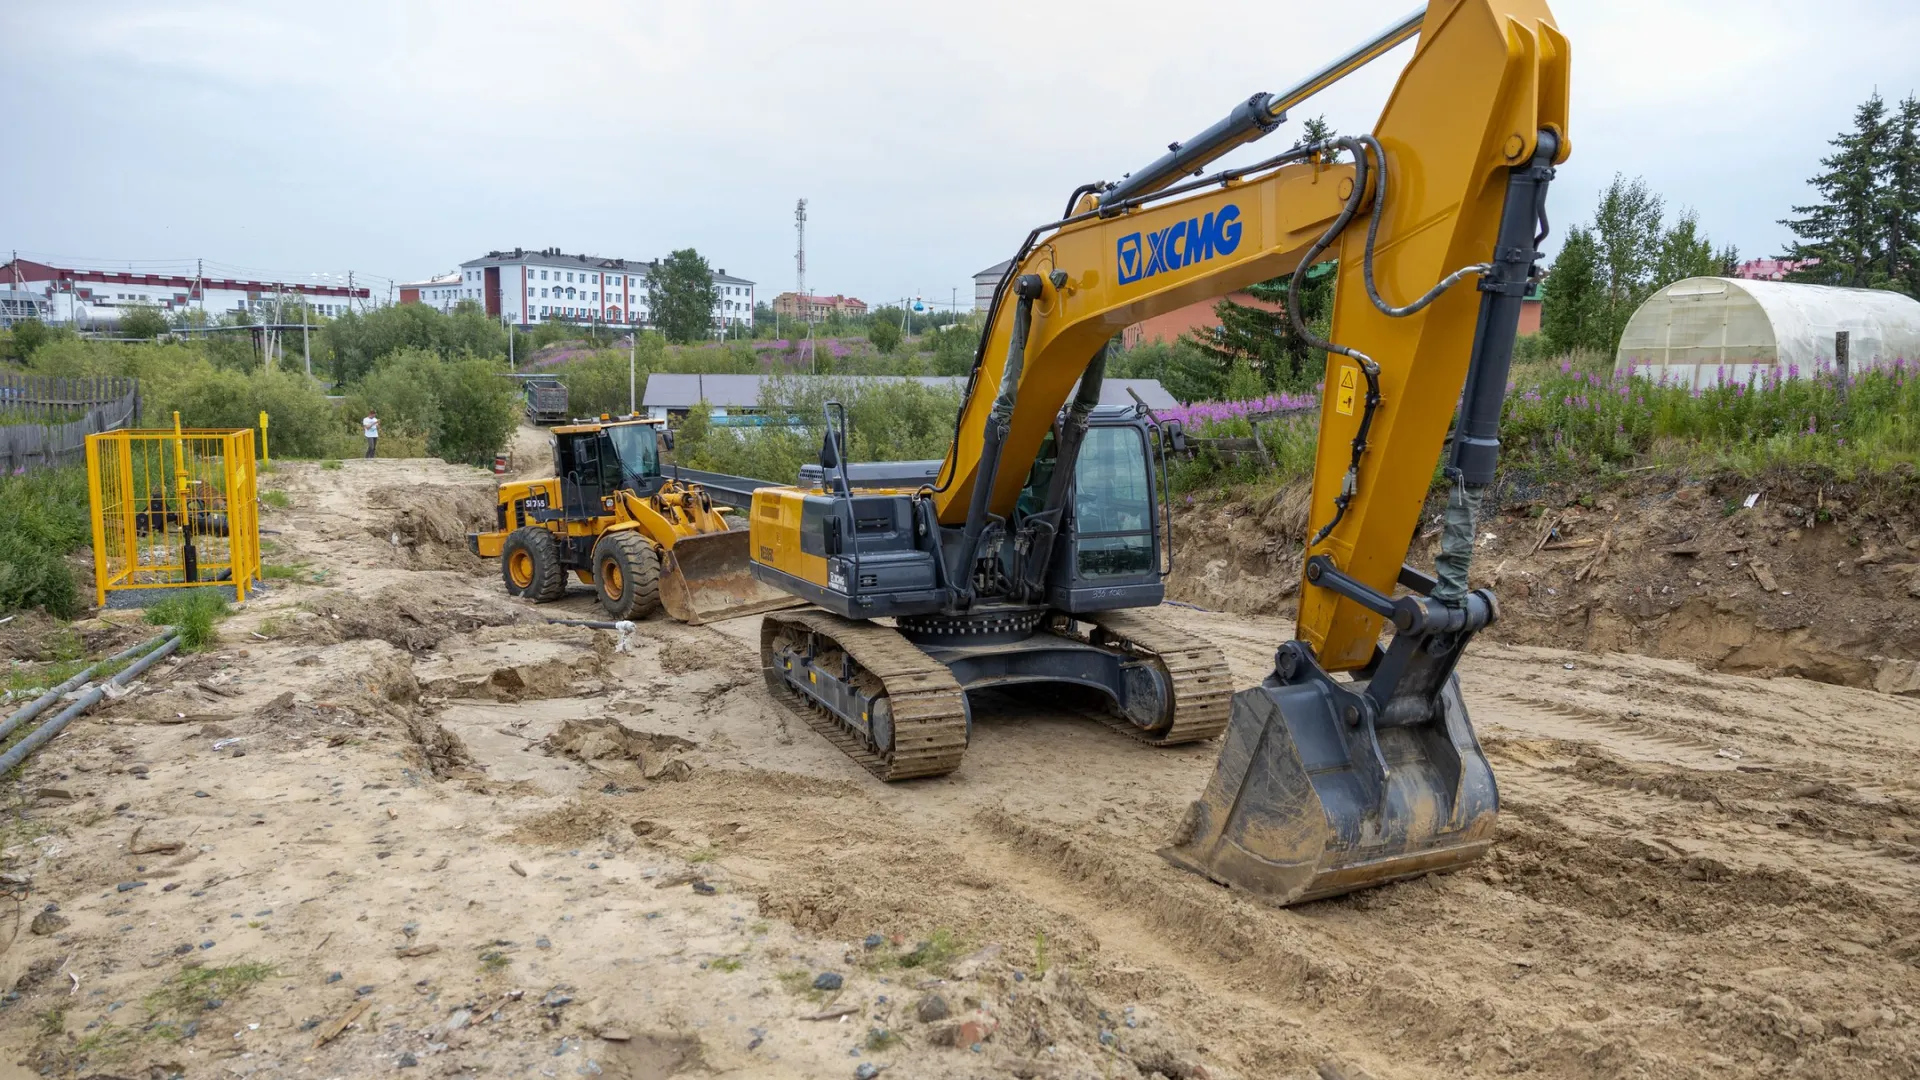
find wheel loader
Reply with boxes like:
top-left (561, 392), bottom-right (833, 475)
top-left (468, 415), bottom-right (800, 624)
top-left (741, 0), bottom-right (1570, 906)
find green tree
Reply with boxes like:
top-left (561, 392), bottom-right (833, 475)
top-left (868, 316), bottom-right (902, 354)
top-left (1651, 209), bottom-right (1733, 289)
top-left (1540, 224), bottom-right (1606, 354)
top-left (1591, 174), bottom-right (1665, 348)
top-left (431, 356), bottom-right (518, 464)
top-left (120, 304), bottom-right (169, 340)
top-left (1783, 92), bottom-right (1894, 287)
top-left (648, 249), bottom-right (718, 344)
top-left (1883, 95), bottom-right (1920, 298)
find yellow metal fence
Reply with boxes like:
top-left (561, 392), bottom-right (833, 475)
top-left (86, 419), bottom-right (262, 608)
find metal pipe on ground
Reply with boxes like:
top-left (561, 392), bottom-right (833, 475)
top-left (544, 618), bottom-right (636, 631)
top-left (0, 633), bottom-right (182, 776)
top-left (0, 631), bottom-right (176, 743)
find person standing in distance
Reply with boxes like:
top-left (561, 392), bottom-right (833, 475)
top-left (362, 409), bottom-right (380, 459)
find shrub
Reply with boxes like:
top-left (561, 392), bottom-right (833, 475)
top-left (0, 467), bottom-right (92, 618)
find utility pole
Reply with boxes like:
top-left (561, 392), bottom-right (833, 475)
top-left (629, 331), bottom-right (637, 415)
top-left (195, 258), bottom-right (204, 318)
top-left (347, 271), bottom-right (354, 315)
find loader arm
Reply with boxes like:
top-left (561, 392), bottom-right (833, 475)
top-left (940, 0), bottom-right (1568, 671)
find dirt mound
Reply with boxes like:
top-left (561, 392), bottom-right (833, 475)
top-left (294, 584), bottom-right (536, 652)
top-left (543, 718), bottom-right (696, 765)
top-left (1169, 470), bottom-right (1920, 694)
top-left (365, 483), bottom-right (498, 571)
top-left (507, 798), bottom-right (629, 848)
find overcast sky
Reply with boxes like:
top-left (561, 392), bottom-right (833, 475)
top-left (4, 0), bottom-right (1917, 309)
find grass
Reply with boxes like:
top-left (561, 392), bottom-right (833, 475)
top-left (67, 1024), bottom-right (142, 1064)
top-left (141, 960), bottom-right (279, 1022)
top-left (479, 949), bottom-right (512, 973)
top-left (144, 589), bottom-right (231, 651)
top-left (687, 847), bottom-right (717, 864)
top-left (36, 1005), bottom-right (66, 1036)
top-left (709, 954), bottom-right (744, 973)
top-left (261, 562), bottom-right (313, 582)
top-left (258, 489), bottom-right (292, 510)
top-left (5, 658), bottom-right (92, 696)
top-left (1034, 930), bottom-right (1050, 976)
top-left (859, 928), bottom-right (962, 976)
top-left (1170, 356), bottom-right (1920, 499)
top-left (865, 1027), bottom-right (902, 1051)
top-left (775, 969), bottom-right (832, 1004)
top-left (319, 460), bottom-right (342, 471)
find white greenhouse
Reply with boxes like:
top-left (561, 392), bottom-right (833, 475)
top-left (1614, 276), bottom-right (1920, 389)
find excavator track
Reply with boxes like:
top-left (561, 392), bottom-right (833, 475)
top-left (760, 608), bottom-right (970, 781)
top-left (1080, 609), bottom-right (1233, 746)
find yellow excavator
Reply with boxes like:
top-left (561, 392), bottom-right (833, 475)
top-left (469, 415), bottom-right (799, 624)
top-left (745, 0), bottom-right (1567, 904)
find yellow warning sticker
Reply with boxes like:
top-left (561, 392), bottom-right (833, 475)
top-left (1335, 366), bottom-right (1358, 416)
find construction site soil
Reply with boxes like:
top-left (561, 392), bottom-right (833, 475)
top-left (2, 447), bottom-right (1917, 1079)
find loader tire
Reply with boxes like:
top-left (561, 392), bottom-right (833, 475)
top-left (593, 531), bottom-right (661, 620)
top-left (502, 527), bottom-right (567, 603)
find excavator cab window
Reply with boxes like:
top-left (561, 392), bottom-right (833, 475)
top-left (1071, 426), bottom-right (1155, 579)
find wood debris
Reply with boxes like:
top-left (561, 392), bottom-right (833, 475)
top-left (312, 999), bottom-right (371, 1048)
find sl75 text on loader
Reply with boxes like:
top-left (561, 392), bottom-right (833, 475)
top-left (737, 0), bottom-right (1570, 905)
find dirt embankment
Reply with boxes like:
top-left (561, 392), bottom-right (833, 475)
top-left (1170, 470), bottom-right (1920, 695)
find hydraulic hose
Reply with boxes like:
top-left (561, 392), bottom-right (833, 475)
top-left (954, 274), bottom-right (1042, 604)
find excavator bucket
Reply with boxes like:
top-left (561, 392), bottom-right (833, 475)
top-left (657, 529), bottom-right (804, 626)
top-left (1163, 674), bottom-right (1498, 906)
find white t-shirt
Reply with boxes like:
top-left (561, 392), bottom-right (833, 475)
top-left (363, 416), bottom-right (380, 438)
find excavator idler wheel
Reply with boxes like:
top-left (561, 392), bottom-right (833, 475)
top-left (501, 526), bottom-right (566, 603)
top-left (592, 532), bottom-right (662, 620)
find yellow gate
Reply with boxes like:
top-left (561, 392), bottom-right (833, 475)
top-left (85, 415), bottom-right (261, 608)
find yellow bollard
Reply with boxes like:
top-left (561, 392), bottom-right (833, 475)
top-left (259, 410), bottom-right (270, 464)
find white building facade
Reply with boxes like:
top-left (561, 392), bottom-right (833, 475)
top-left (0, 257), bottom-right (370, 327)
top-left (433, 248), bottom-right (753, 333)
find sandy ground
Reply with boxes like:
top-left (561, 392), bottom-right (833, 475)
top-left (3, 450), bottom-right (1918, 1079)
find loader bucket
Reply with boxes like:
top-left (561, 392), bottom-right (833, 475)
top-left (1162, 674), bottom-right (1498, 906)
top-left (657, 529), bottom-right (805, 625)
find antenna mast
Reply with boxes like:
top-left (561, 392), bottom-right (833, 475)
top-left (794, 198), bottom-right (807, 315)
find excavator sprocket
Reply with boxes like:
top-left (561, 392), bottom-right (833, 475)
top-left (760, 608), bottom-right (970, 781)
top-left (1080, 609), bottom-right (1232, 745)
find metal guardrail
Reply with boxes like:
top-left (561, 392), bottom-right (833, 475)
top-left (669, 467), bottom-right (772, 508)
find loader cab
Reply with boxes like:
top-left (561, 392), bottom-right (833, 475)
top-left (553, 419), bottom-right (664, 519)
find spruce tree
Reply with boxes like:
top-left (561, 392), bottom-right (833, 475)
top-left (1782, 93), bottom-right (1893, 287)
top-left (1882, 95), bottom-right (1920, 298)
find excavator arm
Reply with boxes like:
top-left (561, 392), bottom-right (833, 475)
top-left (941, 0), bottom-right (1567, 669)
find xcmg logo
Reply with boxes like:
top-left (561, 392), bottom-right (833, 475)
top-left (1116, 204), bottom-right (1244, 285)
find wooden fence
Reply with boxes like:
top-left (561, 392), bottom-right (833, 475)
top-left (0, 375), bottom-right (142, 474)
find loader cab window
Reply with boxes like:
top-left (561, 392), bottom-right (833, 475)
top-left (1072, 425), bottom-right (1154, 579)
top-left (602, 423), bottom-right (661, 485)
